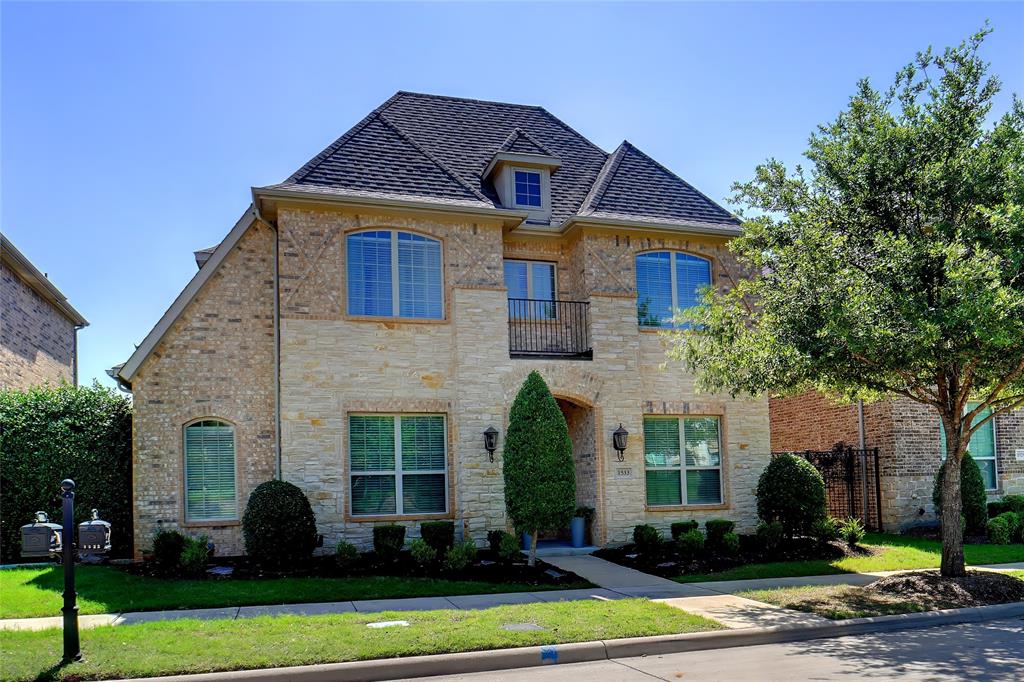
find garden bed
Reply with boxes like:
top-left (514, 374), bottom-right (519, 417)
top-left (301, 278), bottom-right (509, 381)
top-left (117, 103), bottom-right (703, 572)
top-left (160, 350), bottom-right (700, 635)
top-left (740, 570), bottom-right (1024, 620)
top-left (0, 552), bottom-right (591, 620)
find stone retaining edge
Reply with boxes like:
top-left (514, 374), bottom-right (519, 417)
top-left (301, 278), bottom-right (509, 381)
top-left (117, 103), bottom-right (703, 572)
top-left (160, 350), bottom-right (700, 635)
top-left (120, 601), bottom-right (1024, 682)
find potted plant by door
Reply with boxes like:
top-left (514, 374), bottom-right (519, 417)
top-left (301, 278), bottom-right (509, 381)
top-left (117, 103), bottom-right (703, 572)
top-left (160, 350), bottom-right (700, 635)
top-left (571, 506), bottom-right (595, 548)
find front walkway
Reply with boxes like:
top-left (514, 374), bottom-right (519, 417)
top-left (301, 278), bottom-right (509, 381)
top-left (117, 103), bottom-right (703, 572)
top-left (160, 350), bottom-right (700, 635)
top-left (3, 559), bottom-right (1020, 632)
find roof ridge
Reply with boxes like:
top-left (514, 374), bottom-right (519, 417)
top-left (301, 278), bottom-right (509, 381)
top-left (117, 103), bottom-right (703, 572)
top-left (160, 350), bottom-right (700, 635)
top-left (394, 90), bottom-right (544, 110)
top-left (577, 142), bottom-right (627, 215)
top-left (285, 92), bottom-right (405, 184)
top-left (376, 112), bottom-right (491, 203)
top-left (617, 140), bottom-right (738, 222)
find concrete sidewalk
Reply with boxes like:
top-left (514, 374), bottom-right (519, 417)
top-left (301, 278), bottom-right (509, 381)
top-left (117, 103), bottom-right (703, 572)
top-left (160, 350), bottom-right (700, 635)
top-left (3, 558), bottom-right (1021, 632)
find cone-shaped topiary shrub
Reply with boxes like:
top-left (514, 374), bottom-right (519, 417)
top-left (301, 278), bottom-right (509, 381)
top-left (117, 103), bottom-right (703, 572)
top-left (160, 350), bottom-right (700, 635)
top-left (503, 371), bottom-right (575, 566)
top-left (756, 453), bottom-right (827, 537)
top-left (242, 480), bottom-right (317, 565)
top-left (932, 452), bottom-right (988, 535)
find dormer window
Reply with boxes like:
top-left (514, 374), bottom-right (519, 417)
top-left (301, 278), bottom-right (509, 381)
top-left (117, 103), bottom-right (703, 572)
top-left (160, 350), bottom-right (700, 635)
top-left (514, 170), bottom-right (543, 207)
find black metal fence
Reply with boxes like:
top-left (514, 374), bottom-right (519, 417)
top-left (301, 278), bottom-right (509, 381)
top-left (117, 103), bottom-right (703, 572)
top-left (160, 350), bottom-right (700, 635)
top-left (774, 447), bottom-right (883, 531)
top-left (508, 298), bottom-right (592, 360)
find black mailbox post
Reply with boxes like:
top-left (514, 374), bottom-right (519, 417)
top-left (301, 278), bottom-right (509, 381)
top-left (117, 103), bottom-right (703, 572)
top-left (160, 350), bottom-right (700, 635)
top-left (59, 479), bottom-right (81, 662)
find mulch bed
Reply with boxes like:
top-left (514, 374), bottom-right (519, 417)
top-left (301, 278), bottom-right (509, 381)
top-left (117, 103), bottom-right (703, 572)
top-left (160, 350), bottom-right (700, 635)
top-left (864, 570), bottom-right (1024, 607)
top-left (594, 536), bottom-right (874, 578)
top-left (125, 549), bottom-right (588, 588)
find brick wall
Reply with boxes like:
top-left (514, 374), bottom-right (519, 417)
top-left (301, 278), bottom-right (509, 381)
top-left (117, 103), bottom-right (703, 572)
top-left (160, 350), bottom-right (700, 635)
top-left (771, 391), bottom-right (1023, 530)
top-left (1, 261), bottom-right (77, 388)
top-left (130, 221), bottom-right (277, 556)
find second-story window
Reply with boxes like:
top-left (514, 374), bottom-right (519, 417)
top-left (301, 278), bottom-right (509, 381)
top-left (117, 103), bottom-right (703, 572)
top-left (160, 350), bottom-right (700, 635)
top-left (504, 260), bottom-right (555, 319)
top-left (514, 170), bottom-right (543, 207)
top-left (636, 251), bottom-right (711, 328)
top-left (347, 230), bottom-right (443, 319)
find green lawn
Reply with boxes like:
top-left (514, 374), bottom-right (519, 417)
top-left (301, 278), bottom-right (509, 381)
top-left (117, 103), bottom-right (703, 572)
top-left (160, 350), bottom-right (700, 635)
top-left (0, 565), bottom-right (590, 620)
top-left (0, 600), bottom-right (721, 682)
top-left (675, 534), bottom-right (1024, 583)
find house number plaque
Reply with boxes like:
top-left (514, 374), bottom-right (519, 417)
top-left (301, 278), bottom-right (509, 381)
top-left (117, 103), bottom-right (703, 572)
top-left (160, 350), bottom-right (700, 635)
top-left (614, 466), bottom-right (634, 479)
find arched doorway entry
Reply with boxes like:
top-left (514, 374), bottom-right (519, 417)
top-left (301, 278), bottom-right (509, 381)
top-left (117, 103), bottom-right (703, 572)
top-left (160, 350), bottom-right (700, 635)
top-left (552, 395), bottom-right (600, 546)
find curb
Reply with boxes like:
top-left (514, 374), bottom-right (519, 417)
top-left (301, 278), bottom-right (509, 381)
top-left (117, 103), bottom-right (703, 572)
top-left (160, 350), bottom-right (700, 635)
top-left (120, 600), bottom-right (1024, 682)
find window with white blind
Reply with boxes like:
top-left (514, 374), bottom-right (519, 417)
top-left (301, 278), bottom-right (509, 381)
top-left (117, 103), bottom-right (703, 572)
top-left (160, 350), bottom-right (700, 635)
top-left (347, 230), bottom-right (443, 319)
top-left (183, 420), bottom-right (237, 521)
top-left (635, 251), bottom-right (711, 328)
top-left (940, 403), bottom-right (998, 490)
top-left (644, 416), bottom-right (723, 506)
top-left (349, 414), bottom-right (448, 516)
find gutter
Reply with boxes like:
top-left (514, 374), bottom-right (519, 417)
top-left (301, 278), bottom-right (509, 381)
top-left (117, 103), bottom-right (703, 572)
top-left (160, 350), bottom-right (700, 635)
top-left (251, 195), bottom-right (283, 481)
top-left (556, 214), bottom-right (744, 239)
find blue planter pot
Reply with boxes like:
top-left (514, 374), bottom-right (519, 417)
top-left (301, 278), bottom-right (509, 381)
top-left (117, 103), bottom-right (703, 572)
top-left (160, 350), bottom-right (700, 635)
top-left (522, 531), bottom-right (532, 550)
top-left (570, 517), bottom-right (586, 548)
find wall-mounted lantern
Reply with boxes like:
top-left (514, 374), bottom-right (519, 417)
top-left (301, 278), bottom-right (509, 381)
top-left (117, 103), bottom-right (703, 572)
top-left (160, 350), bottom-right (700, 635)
top-left (483, 426), bottom-right (499, 462)
top-left (612, 423), bottom-right (629, 462)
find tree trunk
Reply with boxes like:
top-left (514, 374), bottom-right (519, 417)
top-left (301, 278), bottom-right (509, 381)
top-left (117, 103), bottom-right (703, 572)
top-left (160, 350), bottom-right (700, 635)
top-left (527, 529), bottom-right (538, 567)
top-left (940, 423), bottom-right (966, 577)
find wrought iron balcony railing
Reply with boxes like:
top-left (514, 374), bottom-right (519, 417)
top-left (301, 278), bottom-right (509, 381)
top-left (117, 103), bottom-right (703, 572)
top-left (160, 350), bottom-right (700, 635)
top-left (507, 298), bottom-right (592, 360)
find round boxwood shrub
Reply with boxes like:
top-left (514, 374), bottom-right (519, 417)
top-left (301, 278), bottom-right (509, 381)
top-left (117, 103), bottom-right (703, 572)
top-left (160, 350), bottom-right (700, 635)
top-left (410, 538), bottom-right (437, 567)
top-left (987, 516), bottom-right (1011, 545)
top-left (242, 480), bottom-right (317, 565)
top-left (756, 454), bottom-right (827, 537)
top-left (335, 540), bottom-right (359, 571)
top-left (676, 529), bottom-right (705, 559)
top-left (719, 531), bottom-right (741, 556)
top-left (151, 528), bottom-right (187, 576)
top-left (932, 453), bottom-right (988, 535)
top-left (632, 524), bottom-right (662, 555)
top-left (443, 541), bottom-right (478, 572)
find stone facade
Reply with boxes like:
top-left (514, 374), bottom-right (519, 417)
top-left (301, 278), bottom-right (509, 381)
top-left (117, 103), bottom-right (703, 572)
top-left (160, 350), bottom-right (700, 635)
top-left (770, 392), bottom-right (1024, 530)
top-left (130, 221), bottom-right (277, 556)
top-left (130, 203), bottom-right (772, 555)
top-left (1, 260), bottom-right (78, 388)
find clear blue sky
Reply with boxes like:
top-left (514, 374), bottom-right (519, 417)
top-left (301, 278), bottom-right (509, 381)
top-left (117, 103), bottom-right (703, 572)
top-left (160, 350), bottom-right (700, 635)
top-left (3, 2), bottom-right (1022, 389)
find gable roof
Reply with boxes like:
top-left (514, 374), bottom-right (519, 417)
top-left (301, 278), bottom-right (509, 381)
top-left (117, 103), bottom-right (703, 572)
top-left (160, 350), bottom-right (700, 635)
top-left (116, 207), bottom-right (256, 383)
top-left (259, 91), bottom-right (738, 231)
top-left (1, 233), bottom-right (88, 326)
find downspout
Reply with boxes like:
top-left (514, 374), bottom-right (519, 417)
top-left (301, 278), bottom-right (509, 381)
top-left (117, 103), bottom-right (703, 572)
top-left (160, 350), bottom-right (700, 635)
top-left (251, 199), bottom-right (282, 481)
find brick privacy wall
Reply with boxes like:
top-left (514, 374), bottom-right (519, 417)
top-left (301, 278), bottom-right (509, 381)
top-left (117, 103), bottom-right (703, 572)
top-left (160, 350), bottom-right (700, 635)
top-left (278, 206), bottom-right (770, 551)
top-left (130, 221), bottom-right (277, 556)
top-left (771, 391), bottom-right (1023, 530)
top-left (1, 261), bottom-right (77, 388)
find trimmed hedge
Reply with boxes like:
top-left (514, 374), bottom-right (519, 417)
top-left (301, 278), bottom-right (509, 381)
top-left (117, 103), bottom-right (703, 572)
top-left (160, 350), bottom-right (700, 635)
top-left (704, 519), bottom-right (735, 547)
top-left (0, 383), bottom-right (132, 561)
top-left (988, 495), bottom-right (1024, 518)
top-left (373, 524), bottom-right (406, 561)
top-left (670, 521), bottom-right (699, 540)
top-left (242, 480), bottom-right (318, 565)
top-left (632, 524), bottom-right (662, 555)
top-left (932, 453), bottom-right (987, 535)
top-left (420, 521), bottom-right (455, 553)
top-left (756, 453), bottom-right (826, 537)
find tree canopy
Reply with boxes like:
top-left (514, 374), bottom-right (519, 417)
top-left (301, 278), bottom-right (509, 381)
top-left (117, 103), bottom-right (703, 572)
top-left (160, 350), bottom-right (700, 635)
top-left (667, 27), bottom-right (1023, 575)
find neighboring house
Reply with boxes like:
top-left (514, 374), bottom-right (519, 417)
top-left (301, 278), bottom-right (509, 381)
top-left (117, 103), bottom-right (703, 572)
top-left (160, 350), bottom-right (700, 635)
top-left (771, 392), bottom-right (1024, 531)
top-left (114, 92), bottom-right (770, 557)
top-left (1, 233), bottom-right (88, 389)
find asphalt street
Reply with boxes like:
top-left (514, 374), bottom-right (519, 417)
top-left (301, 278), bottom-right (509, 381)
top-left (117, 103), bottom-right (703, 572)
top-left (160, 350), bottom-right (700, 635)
top-left (402, 617), bottom-right (1024, 681)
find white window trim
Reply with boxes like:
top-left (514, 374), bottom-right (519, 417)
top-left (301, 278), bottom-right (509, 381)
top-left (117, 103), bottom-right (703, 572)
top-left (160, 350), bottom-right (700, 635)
top-left (183, 419), bottom-right (238, 523)
top-left (643, 415), bottom-right (724, 506)
top-left (939, 404), bottom-right (999, 491)
top-left (346, 230), bottom-right (445, 320)
top-left (349, 413), bottom-right (449, 517)
top-left (637, 251), bottom-right (712, 329)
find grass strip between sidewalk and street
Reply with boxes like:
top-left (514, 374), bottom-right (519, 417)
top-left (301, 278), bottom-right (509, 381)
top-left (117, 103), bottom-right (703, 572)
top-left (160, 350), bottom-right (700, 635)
top-left (674, 533), bottom-right (1024, 583)
top-left (0, 565), bottom-right (591, 620)
top-left (0, 599), bottom-right (721, 682)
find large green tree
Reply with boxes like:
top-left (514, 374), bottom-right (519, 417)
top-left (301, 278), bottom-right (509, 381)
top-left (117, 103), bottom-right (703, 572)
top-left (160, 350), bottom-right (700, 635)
top-left (667, 28), bottom-right (1023, 577)
top-left (503, 371), bottom-right (576, 566)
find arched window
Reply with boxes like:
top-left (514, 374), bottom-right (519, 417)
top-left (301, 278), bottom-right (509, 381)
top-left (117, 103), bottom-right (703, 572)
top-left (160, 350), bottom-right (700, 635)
top-left (183, 420), bottom-right (237, 522)
top-left (347, 230), bottom-right (443, 319)
top-left (635, 252), bottom-right (711, 328)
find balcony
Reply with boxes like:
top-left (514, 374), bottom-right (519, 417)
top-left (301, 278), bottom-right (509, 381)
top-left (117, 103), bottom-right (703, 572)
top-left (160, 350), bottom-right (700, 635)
top-left (507, 298), bottom-right (592, 360)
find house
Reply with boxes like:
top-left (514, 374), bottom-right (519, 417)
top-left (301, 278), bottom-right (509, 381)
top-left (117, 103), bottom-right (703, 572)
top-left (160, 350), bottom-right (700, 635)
top-left (1, 233), bottom-right (88, 389)
top-left (114, 92), bottom-right (770, 557)
top-left (770, 392), bottom-right (1023, 531)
